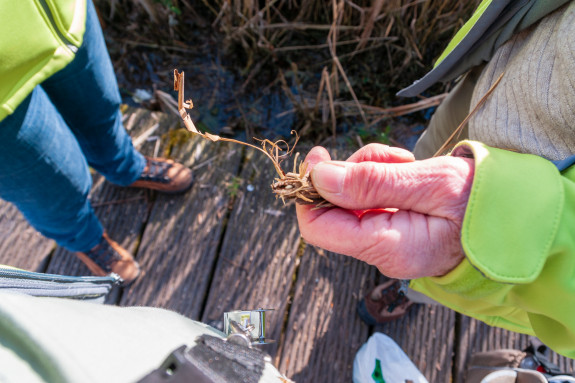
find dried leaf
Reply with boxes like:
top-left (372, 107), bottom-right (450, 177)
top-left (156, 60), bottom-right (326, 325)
top-left (204, 132), bottom-right (221, 142)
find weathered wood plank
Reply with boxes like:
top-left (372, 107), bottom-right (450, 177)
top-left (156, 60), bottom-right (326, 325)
top-left (375, 299), bottom-right (456, 382)
top-left (455, 315), bottom-right (575, 383)
top-left (272, 143), bottom-right (455, 382)
top-left (200, 148), bottom-right (302, 357)
top-left (0, 200), bottom-right (55, 272)
top-left (271, 147), bottom-right (382, 382)
top-left (121, 133), bottom-right (243, 319)
top-left (548, 345), bottom-right (575, 376)
top-left (2, 105), bottom-right (574, 383)
top-left (277, 245), bottom-right (376, 382)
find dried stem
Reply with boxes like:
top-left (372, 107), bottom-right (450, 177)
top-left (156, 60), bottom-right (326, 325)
top-left (174, 69), bottom-right (332, 209)
top-left (174, 69), bottom-right (503, 212)
top-left (433, 72), bottom-right (504, 157)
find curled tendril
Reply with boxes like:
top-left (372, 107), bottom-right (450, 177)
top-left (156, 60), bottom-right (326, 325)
top-left (174, 69), bottom-right (330, 209)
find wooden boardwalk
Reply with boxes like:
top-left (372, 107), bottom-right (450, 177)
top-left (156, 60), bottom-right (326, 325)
top-left (0, 108), bottom-right (573, 382)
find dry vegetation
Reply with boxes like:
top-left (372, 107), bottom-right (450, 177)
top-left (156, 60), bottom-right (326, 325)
top-left (175, 69), bottom-right (332, 207)
top-left (95, 0), bottom-right (480, 145)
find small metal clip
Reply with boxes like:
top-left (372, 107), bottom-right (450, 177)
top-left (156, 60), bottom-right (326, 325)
top-left (224, 308), bottom-right (275, 345)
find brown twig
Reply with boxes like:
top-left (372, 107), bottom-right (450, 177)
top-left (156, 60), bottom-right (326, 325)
top-left (366, 93), bottom-right (447, 119)
top-left (433, 72), bottom-right (504, 157)
top-left (174, 69), bottom-right (332, 209)
top-left (174, 68), bottom-right (500, 210)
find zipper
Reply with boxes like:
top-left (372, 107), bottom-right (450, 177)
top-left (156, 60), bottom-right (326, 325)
top-left (36, 0), bottom-right (79, 53)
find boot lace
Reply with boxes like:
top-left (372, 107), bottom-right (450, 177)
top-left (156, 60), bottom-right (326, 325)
top-left (138, 159), bottom-right (172, 184)
top-left (85, 238), bottom-right (121, 272)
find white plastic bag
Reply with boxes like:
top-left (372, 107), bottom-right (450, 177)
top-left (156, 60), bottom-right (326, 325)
top-left (353, 333), bottom-right (428, 383)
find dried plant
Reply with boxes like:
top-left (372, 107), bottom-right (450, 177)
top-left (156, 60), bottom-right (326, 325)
top-left (433, 72), bottom-right (504, 156)
top-left (174, 70), bottom-right (332, 209)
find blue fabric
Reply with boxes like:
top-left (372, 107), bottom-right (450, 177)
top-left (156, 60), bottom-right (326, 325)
top-left (0, 0), bottom-right (145, 252)
top-left (552, 155), bottom-right (575, 172)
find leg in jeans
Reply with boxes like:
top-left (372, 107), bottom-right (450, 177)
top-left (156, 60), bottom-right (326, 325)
top-left (42, 0), bottom-right (145, 186)
top-left (0, 87), bottom-right (103, 252)
top-left (0, 0), bottom-right (143, 252)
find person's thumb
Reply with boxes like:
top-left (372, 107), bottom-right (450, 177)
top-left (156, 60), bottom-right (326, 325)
top-left (310, 158), bottom-right (474, 219)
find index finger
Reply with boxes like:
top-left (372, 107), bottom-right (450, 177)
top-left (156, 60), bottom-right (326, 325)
top-left (347, 143), bottom-right (415, 163)
top-left (302, 146), bottom-right (332, 172)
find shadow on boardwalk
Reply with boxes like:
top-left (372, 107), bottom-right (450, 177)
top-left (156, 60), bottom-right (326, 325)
top-left (0, 108), bottom-right (573, 382)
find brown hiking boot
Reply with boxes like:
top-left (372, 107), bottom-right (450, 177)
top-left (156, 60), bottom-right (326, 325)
top-left (76, 233), bottom-right (140, 285)
top-left (129, 157), bottom-right (193, 194)
top-left (357, 279), bottom-right (414, 325)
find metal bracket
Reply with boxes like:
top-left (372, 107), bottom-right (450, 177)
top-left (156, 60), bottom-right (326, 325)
top-left (224, 308), bottom-right (275, 345)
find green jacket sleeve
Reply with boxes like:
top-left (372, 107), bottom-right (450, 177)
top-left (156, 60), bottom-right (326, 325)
top-left (0, 0), bottom-right (86, 121)
top-left (410, 140), bottom-right (575, 359)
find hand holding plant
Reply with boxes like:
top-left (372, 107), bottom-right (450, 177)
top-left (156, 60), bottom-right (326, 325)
top-left (296, 144), bottom-right (475, 279)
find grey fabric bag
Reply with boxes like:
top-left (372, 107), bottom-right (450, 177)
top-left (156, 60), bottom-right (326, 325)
top-left (0, 265), bottom-right (119, 303)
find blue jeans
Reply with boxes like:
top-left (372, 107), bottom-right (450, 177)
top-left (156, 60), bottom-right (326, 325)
top-left (0, 0), bottom-right (145, 252)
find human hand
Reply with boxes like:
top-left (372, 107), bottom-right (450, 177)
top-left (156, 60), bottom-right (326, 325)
top-left (296, 144), bottom-right (474, 279)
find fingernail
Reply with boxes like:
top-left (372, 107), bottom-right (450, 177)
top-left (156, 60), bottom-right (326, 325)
top-left (389, 146), bottom-right (408, 155)
top-left (312, 162), bottom-right (349, 194)
top-left (389, 146), bottom-right (415, 159)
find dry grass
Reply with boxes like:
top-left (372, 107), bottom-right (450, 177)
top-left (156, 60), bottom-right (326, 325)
top-left (96, 0), bottom-right (481, 143)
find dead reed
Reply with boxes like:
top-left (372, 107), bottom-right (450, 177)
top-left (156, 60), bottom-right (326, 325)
top-left (174, 69), bottom-right (332, 208)
top-left (201, 0), bottom-right (480, 123)
top-left (96, 0), bottom-right (480, 143)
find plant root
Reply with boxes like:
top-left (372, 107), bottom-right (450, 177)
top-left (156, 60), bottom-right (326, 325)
top-left (270, 153), bottom-right (333, 209)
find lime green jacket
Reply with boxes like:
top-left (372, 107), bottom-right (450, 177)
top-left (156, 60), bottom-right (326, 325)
top-left (0, 0), bottom-right (86, 121)
top-left (401, 0), bottom-right (575, 359)
top-left (412, 143), bottom-right (575, 358)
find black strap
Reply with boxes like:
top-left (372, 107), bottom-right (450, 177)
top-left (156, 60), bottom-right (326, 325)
top-left (137, 335), bottom-right (269, 383)
top-left (137, 345), bottom-right (214, 383)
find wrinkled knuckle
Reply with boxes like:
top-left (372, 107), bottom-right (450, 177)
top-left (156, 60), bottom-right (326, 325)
top-left (349, 163), bottom-right (388, 204)
top-left (363, 143), bottom-right (390, 161)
